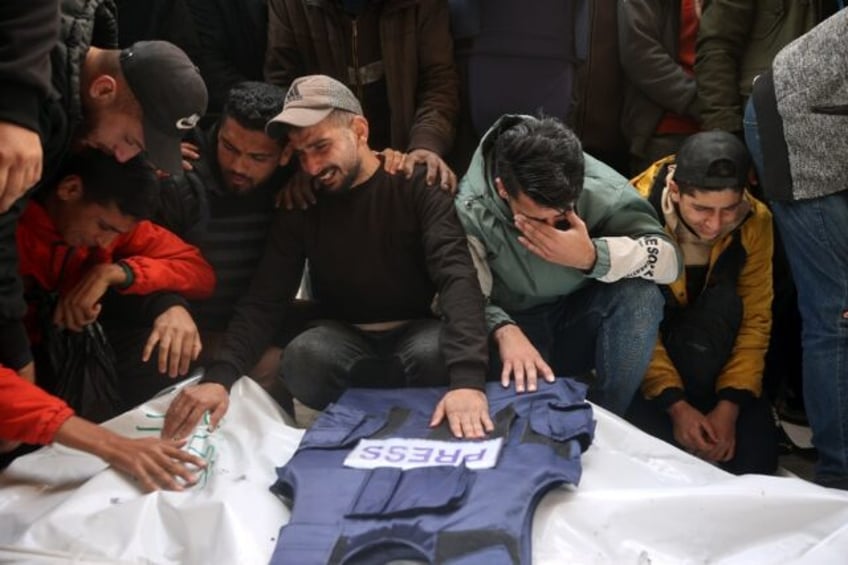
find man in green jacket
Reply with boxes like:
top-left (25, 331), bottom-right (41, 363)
top-left (455, 115), bottom-right (681, 416)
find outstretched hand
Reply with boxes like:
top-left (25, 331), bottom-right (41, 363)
top-left (429, 388), bottom-right (493, 439)
top-left (53, 416), bottom-right (207, 492)
top-left (494, 324), bottom-right (555, 393)
top-left (105, 435), bottom-right (206, 492)
top-left (143, 305), bottom-right (202, 378)
top-left (162, 383), bottom-right (229, 440)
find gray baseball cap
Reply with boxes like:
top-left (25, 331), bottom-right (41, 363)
top-left (266, 75), bottom-right (363, 138)
top-left (120, 41), bottom-right (208, 175)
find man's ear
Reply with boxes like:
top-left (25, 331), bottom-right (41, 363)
top-left (278, 141), bottom-right (294, 167)
top-left (494, 177), bottom-right (508, 199)
top-left (351, 115), bottom-right (370, 145)
top-left (667, 178), bottom-right (681, 203)
top-left (88, 74), bottom-right (119, 105)
top-left (55, 175), bottom-right (84, 202)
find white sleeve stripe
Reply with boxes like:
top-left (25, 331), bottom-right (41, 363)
top-left (597, 235), bottom-right (679, 284)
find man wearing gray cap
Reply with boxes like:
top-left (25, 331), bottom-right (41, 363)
top-left (0, 0), bottom-right (207, 398)
top-left (163, 75), bottom-right (492, 440)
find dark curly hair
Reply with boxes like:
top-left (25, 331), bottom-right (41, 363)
top-left (222, 81), bottom-right (287, 133)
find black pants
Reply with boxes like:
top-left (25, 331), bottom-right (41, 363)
top-left (626, 392), bottom-right (780, 475)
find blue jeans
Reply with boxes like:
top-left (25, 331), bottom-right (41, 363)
top-left (492, 279), bottom-right (664, 416)
top-left (743, 97), bottom-right (765, 181)
top-left (772, 195), bottom-right (848, 486)
top-left (281, 319), bottom-right (449, 410)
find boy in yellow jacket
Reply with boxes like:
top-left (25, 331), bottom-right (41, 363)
top-left (627, 131), bottom-right (779, 474)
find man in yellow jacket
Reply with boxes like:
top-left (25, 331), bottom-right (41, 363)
top-left (627, 131), bottom-right (779, 474)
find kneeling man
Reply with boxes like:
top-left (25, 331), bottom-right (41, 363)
top-left (164, 75), bottom-right (490, 439)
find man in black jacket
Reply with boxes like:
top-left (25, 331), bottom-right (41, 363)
top-left (163, 75), bottom-right (491, 440)
top-left (151, 81), bottom-right (293, 403)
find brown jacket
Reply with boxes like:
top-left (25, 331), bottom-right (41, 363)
top-left (264, 0), bottom-right (459, 155)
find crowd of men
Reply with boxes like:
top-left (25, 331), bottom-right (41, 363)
top-left (0, 1), bottom-right (846, 494)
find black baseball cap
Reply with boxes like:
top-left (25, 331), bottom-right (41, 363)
top-left (674, 131), bottom-right (751, 189)
top-left (120, 41), bottom-right (208, 175)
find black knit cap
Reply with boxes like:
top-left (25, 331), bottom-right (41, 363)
top-left (674, 131), bottom-right (751, 189)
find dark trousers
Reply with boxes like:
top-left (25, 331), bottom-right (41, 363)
top-left (627, 392), bottom-right (780, 475)
top-left (281, 319), bottom-right (450, 410)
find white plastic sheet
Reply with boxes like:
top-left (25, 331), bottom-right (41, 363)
top-left (1, 378), bottom-right (847, 564)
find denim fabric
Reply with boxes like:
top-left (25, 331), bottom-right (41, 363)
top-left (492, 279), bottom-right (664, 416)
top-left (772, 195), bottom-right (848, 485)
top-left (743, 97), bottom-right (765, 181)
top-left (281, 319), bottom-right (448, 409)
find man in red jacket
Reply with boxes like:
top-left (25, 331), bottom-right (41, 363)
top-left (0, 365), bottom-right (205, 491)
top-left (17, 151), bottom-right (216, 414)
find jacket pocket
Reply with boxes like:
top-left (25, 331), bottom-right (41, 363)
top-left (528, 400), bottom-right (595, 452)
top-left (299, 404), bottom-right (388, 450)
top-left (346, 465), bottom-right (473, 518)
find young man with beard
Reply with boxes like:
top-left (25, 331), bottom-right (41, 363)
top-left (152, 81), bottom-right (409, 408)
top-left (627, 131), bottom-right (778, 474)
top-left (162, 75), bottom-right (490, 440)
top-left (151, 81), bottom-right (294, 403)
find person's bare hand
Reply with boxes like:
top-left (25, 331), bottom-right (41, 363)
top-left (429, 388), bottom-right (493, 439)
top-left (0, 121), bottom-right (42, 212)
top-left (376, 148), bottom-right (407, 174)
top-left (276, 170), bottom-right (316, 210)
top-left (493, 324), bottom-right (554, 393)
top-left (514, 209), bottom-right (596, 270)
top-left (143, 305), bottom-right (202, 378)
top-left (668, 400), bottom-right (718, 458)
top-left (181, 141), bottom-right (200, 171)
top-left (104, 436), bottom-right (206, 492)
top-left (402, 148), bottom-right (457, 193)
top-left (703, 400), bottom-right (739, 462)
top-left (162, 383), bottom-right (229, 440)
top-left (54, 263), bottom-right (126, 331)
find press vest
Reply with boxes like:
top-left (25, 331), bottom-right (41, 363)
top-left (270, 378), bottom-right (595, 564)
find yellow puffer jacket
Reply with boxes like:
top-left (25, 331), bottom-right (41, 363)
top-left (631, 156), bottom-right (774, 400)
